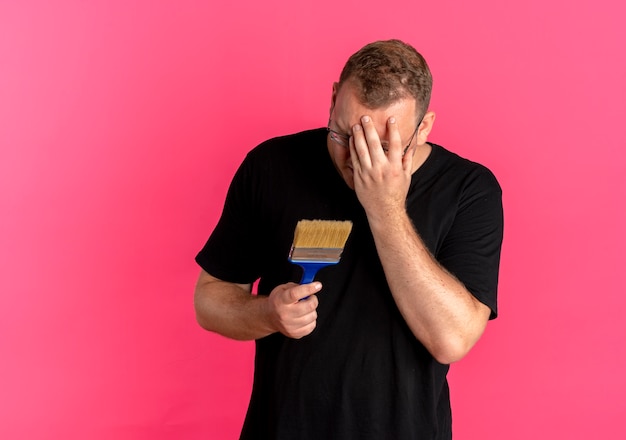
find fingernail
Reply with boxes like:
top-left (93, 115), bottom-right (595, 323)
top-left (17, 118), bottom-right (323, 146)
top-left (352, 124), bottom-right (362, 132)
top-left (361, 116), bottom-right (370, 123)
top-left (389, 117), bottom-right (396, 124)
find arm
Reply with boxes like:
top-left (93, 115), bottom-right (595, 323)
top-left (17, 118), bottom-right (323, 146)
top-left (194, 269), bottom-right (323, 340)
top-left (350, 115), bottom-right (493, 364)
top-left (366, 211), bottom-right (491, 364)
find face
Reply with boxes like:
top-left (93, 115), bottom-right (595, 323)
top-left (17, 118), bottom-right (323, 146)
top-left (326, 80), bottom-right (423, 189)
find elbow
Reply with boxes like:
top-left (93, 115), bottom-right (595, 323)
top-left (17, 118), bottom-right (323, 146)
top-left (430, 307), bottom-right (491, 364)
top-left (429, 331), bottom-right (484, 365)
top-left (194, 298), bottom-right (222, 334)
top-left (193, 291), bottom-right (216, 333)
top-left (431, 340), bottom-right (472, 365)
top-left (195, 310), bottom-right (213, 332)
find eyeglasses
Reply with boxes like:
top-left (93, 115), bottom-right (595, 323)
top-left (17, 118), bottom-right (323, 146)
top-left (327, 117), bottom-right (423, 156)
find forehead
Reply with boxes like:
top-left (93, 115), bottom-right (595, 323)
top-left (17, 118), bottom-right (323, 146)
top-left (333, 81), bottom-right (418, 129)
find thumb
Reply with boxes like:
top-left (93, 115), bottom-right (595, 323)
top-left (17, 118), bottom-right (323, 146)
top-left (291, 281), bottom-right (323, 303)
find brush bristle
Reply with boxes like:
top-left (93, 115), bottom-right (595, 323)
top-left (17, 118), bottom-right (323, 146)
top-left (292, 220), bottom-right (353, 249)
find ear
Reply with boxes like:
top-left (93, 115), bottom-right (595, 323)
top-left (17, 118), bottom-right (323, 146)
top-left (329, 82), bottom-right (339, 115)
top-left (416, 111), bottom-right (436, 145)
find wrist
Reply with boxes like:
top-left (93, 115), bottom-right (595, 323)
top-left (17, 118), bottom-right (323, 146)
top-left (257, 294), bottom-right (280, 336)
top-left (365, 204), bottom-right (409, 230)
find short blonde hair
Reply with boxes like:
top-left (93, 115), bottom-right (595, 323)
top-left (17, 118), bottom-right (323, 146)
top-left (338, 39), bottom-right (433, 117)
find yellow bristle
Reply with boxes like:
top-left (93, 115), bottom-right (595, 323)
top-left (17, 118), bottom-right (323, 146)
top-left (292, 220), bottom-right (353, 249)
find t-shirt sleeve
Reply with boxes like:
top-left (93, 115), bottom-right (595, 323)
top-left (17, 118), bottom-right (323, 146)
top-left (437, 168), bottom-right (504, 319)
top-left (195, 153), bottom-right (264, 284)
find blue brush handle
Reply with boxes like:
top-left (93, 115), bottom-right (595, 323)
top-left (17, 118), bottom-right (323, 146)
top-left (296, 262), bottom-right (336, 301)
top-left (298, 262), bottom-right (333, 284)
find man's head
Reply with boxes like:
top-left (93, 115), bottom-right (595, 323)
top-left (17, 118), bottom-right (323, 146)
top-left (327, 40), bottom-right (436, 190)
top-left (336, 39), bottom-right (432, 118)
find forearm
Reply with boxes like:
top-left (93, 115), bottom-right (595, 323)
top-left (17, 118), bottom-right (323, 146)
top-left (194, 270), bottom-right (324, 340)
top-left (367, 210), bottom-right (490, 364)
top-left (194, 273), bottom-right (275, 341)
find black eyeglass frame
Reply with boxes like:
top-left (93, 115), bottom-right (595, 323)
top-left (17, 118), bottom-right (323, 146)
top-left (327, 115), bottom-right (424, 156)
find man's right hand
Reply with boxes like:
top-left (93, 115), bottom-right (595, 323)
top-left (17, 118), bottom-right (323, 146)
top-left (265, 282), bottom-right (322, 339)
top-left (194, 270), bottom-right (322, 341)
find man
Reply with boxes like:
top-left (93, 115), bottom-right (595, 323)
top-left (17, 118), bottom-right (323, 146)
top-left (194, 39), bottom-right (503, 439)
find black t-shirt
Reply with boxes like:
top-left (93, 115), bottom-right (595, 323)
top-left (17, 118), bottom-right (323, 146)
top-left (196, 128), bottom-right (503, 439)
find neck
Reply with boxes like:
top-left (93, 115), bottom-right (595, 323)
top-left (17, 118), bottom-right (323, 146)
top-left (411, 142), bottom-right (432, 174)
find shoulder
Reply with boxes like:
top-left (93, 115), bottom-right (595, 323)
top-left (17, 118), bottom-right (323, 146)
top-left (246, 128), bottom-right (327, 161)
top-left (237, 128), bottom-right (331, 186)
top-left (230, 127), bottom-right (331, 194)
top-left (426, 143), bottom-right (501, 193)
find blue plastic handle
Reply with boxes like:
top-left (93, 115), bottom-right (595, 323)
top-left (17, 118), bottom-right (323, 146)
top-left (295, 261), bottom-right (337, 301)
top-left (298, 262), bottom-right (333, 284)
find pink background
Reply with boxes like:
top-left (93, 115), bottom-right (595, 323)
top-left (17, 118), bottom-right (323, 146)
top-left (1, 1), bottom-right (625, 439)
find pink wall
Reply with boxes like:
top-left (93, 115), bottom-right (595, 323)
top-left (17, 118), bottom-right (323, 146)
top-left (1, 1), bottom-right (625, 438)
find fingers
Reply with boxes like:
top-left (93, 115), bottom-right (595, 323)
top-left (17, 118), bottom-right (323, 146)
top-left (350, 124), bottom-right (370, 169)
top-left (351, 116), bottom-right (404, 165)
top-left (385, 117), bottom-right (404, 162)
top-left (348, 116), bottom-right (413, 215)
top-left (351, 116), bottom-right (381, 167)
top-left (268, 282), bottom-right (322, 339)
top-left (280, 282), bottom-right (322, 304)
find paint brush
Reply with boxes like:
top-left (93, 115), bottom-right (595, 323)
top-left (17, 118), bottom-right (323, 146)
top-left (288, 219), bottom-right (353, 284)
